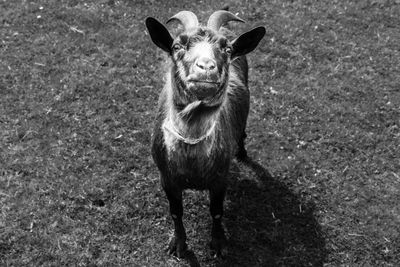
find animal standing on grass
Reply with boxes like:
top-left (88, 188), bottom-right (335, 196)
top-left (146, 10), bottom-right (265, 258)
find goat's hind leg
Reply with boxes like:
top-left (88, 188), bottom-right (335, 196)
top-left (236, 131), bottom-right (248, 161)
top-left (209, 186), bottom-right (228, 257)
top-left (163, 184), bottom-right (187, 258)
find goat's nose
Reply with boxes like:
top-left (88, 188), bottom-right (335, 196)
top-left (195, 57), bottom-right (216, 72)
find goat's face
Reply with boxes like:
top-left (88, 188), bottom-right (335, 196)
top-left (146, 10), bottom-right (265, 103)
top-left (170, 27), bottom-right (232, 100)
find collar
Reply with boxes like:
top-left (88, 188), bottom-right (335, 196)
top-left (163, 119), bottom-right (217, 145)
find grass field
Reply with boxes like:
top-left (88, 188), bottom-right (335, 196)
top-left (1, 0), bottom-right (399, 266)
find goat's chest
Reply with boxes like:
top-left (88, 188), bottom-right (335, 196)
top-left (163, 131), bottom-right (231, 189)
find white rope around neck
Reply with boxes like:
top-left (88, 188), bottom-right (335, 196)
top-left (163, 119), bottom-right (217, 145)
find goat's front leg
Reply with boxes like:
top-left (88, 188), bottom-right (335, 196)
top-left (209, 186), bottom-right (227, 257)
top-left (164, 185), bottom-right (187, 258)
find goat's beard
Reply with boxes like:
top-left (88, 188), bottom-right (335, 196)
top-left (170, 64), bottom-right (229, 123)
top-left (170, 78), bottom-right (227, 123)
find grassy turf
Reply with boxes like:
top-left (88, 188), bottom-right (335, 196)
top-left (1, 0), bottom-right (399, 266)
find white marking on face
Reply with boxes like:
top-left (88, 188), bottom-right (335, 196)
top-left (187, 41), bottom-right (214, 62)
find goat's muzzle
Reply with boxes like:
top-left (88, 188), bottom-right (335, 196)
top-left (187, 80), bottom-right (221, 100)
top-left (186, 56), bottom-right (222, 100)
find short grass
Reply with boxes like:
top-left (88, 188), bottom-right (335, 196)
top-left (1, 0), bottom-right (399, 266)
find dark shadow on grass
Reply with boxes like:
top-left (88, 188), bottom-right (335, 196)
top-left (183, 250), bottom-right (201, 267)
top-left (217, 157), bottom-right (327, 267)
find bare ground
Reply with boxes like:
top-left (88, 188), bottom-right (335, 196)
top-left (1, 0), bottom-right (399, 266)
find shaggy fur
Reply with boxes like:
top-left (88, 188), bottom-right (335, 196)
top-left (146, 11), bottom-right (265, 258)
top-left (152, 57), bottom-right (249, 189)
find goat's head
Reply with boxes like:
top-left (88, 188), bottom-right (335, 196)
top-left (145, 10), bottom-right (265, 105)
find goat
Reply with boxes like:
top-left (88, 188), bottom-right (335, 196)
top-left (145, 10), bottom-right (265, 258)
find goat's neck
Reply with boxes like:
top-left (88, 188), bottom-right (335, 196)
top-left (163, 72), bottom-right (225, 144)
top-left (165, 100), bottom-right (220, 143)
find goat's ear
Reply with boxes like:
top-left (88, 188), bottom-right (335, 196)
top-left (231, 26), bottom-right (266, 59)
top-left (145, 17), bottom-right (173, 54)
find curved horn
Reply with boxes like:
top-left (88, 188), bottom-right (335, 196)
top-left (207, 10), bottom-right (245, 31)
top-left (166, 11), bottom-right (199, 30)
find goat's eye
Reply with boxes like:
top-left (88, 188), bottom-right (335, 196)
top-left (172, 43), bottom-right (183, 51)
top-left (225, 47), bottom-right (232, 54)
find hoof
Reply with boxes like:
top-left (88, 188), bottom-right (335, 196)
top-left (210, 236), bottom-right (228, 258)
top-left (167, 236), bottom-right (188, 258)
